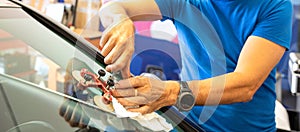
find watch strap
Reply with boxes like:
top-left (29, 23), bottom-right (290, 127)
top-left (175, 81), bottom-right (195, 111)
top-left (180, 81), bottom-right (191, 92)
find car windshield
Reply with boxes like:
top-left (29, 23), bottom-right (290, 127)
top-left (0, 3), bottom-right (198, 132)
top-left (0, 7), bottom-right (108, 92)
top-left (0, 5), bottom-right (123, 131)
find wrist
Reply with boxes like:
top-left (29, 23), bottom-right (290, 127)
top-left (165, 81), bottom-right (180, 106)
top-left (174, 81), bottom-right (196, 112)
top-left (113, 14), bottom-right (130, 23)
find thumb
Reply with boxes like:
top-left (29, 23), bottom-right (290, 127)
top-left (121, 62), bottom-right (131, 79)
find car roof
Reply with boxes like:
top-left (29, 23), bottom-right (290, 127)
top-left (0, 0), bottom-right (20, 8)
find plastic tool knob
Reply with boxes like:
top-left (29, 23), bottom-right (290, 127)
top-left (98, 69), bottom-right (106, 77)
top-left (107, 79), bottom-right (114, 87)
top-left (83, 74), bottom-right (93, 82)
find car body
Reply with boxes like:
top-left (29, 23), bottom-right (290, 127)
top-left (0, 0), bottom-right (203, 131)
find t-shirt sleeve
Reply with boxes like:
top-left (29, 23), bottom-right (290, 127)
top-left (154, 0), bottom-right (172, 21)
top-left (154, 0), bottom-right (187, 21)
top-left (252, 1), bottom-right (293, 50)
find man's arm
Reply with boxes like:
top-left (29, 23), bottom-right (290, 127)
top-left (182, 36), bottom-right (286, 105)
top-left (98, 0), bottom-right (162, 78)
top-left (99, 0), bottom-right (162, 28)
top-left (112, 36), bottom-right (286, 114)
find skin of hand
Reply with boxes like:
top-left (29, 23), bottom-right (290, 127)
top-left (111, 76), bottom-right (180, 114)
top-left (99, 17), bottom-right (135, 79)
top-left (99, 0), bottom-right (161, 79)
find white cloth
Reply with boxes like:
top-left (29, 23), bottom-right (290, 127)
top-left (112, 98), bottom-right (173, 132)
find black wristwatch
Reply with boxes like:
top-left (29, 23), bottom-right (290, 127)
top-left (175, 81), bottom-right (195, 112)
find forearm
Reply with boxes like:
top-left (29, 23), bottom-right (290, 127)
top-left (166, 72), bottom-right (259, 106)
top-left (188, 72), bottom-right (259, 105)
top-left (166, 36), bottom-right (285, 106)
top-left (99, 1), bottom-right (128, 28)
top-left (99, 0), bottom-right (162, 28)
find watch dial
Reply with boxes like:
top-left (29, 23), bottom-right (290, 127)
top-left (181, 94), bottom-right (195, 109)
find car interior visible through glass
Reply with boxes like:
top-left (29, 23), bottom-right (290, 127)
top-left (0, 0), bottom-right (205, 131)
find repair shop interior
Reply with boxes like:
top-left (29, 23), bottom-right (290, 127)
top-left (0, 0), bottom-right (299, 131)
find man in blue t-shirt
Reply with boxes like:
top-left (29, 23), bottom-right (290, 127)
top-left (98, 0), bottom-right (292, 131)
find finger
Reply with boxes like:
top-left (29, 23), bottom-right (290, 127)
top-left (59, 99), bottom-right (70, 117)
top-left (127, 105), bottom-right (152, 115)
top-left (105, 46), bottom-right (133, 72)
top-left (99, 29), bottom-right (111, 48)
top-left (64, 101), bottom-right (76, 121)
top-left (104, 43), bottom-right (122, 64)
top-left (101, 38), bottom-right (115, 57)
top-left (121, 61), bottom-right (131, 79)
top-left (117, 96), bottom-right (148, 106)
top-left (111, 88), bottom-right (136, 97)
top-left (69, 103), bottom-right (82, 127)
top-left (79, 110), bottom-right (90, 128)
top-left (107, 33), bottom-right (134, 64)
top-left (115, 76), bottom-right (145, 89)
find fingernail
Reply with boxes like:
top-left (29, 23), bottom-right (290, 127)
top-left (105, 66), bottom-right (111, 72)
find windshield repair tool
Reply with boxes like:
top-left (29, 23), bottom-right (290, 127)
top-left (72, 68), bottom-right (115, 104)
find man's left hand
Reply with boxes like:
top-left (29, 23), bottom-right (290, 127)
top-left (111, 76), bottom-right (180, 114)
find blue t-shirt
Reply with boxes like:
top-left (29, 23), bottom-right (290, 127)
top-left (154, 0), bottom-right (292, 131)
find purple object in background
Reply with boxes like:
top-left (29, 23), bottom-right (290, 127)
top-left (130, 35), bottom-right (181, 80)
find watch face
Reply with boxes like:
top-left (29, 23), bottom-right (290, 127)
top-left (180, 94), bottom-right (195, 110)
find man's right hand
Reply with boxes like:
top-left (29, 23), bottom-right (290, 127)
top-left (99, 0), bottom-right (162, 79)
top-left (100, 16), bottom-right (135, 79)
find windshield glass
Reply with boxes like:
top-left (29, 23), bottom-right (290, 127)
top-left (0, 7), bottom-right (110, 92)
top-left (0, 6), bottom-right (141, 131)
top-left (0, 6), bottom-right (185, 132)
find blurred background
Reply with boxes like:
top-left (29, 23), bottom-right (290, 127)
top-left (12, 0), bottom-right (300, 130)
